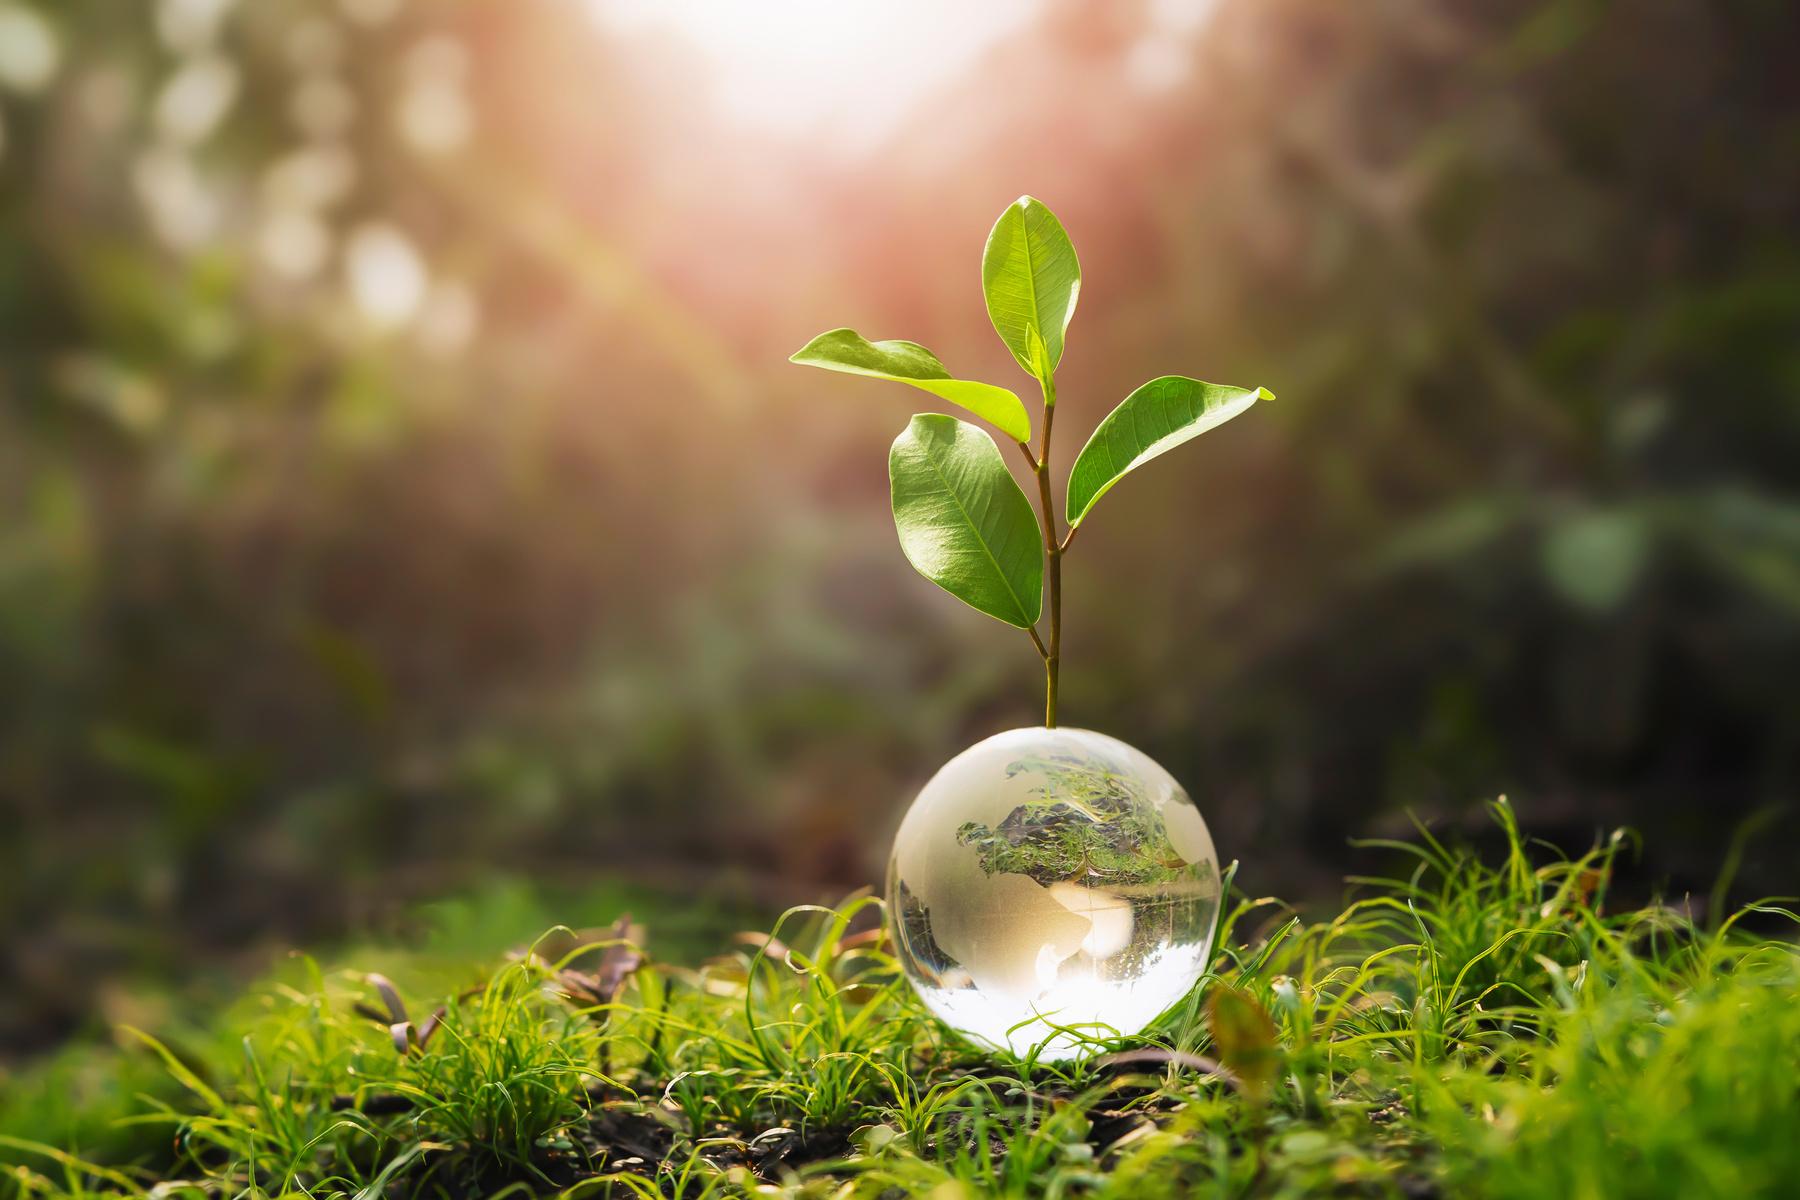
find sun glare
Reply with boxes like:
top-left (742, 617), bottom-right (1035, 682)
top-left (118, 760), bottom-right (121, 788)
top-left (587, 0), bottom-right (1040, 152)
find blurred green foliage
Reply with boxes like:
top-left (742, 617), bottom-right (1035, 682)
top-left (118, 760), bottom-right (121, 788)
top-left (0, 0), bottom-right (1798, 1058)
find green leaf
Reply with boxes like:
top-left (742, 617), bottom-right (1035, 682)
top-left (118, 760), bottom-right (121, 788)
top-left (889, 413), bottom-right (1043, 628)
top-left (982, 197), bottom-right (1080, 383)
top-left (791, 328), bottom-right (1033, 444)
top-left (1065, 377), bottom-right (1272, 527)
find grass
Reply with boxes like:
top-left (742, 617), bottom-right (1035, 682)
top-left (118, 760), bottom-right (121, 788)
top-left (2, 799), bottom-right (1796, 1200)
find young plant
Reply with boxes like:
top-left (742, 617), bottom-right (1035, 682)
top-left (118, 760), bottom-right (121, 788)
top-left (793, 196), bottom-right (1272, 726)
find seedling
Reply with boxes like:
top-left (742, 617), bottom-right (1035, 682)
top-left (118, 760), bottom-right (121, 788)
top-left (793, 196), bottom-right (1271, 726)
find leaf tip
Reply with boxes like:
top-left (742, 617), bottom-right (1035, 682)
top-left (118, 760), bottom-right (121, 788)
top-left (789, 327), bottom-right (845, 365)
top-left (1255, 386), bottom-right (1276, 401)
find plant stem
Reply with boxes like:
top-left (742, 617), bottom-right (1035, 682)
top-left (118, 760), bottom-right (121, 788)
top-left (1033, 374), bottom-right (1061, 728)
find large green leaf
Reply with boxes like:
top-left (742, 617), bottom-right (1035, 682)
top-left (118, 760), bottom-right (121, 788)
top-left (791, 328), bottom-right (1032, 444)
top-left (981, 197), bottom-right (1080, 383)
top-left (890, 413), bottom-right (1043, 628)
top-left (1066, 377), bottom-right (1272, 527)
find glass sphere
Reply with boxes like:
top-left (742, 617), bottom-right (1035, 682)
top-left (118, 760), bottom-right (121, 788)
top-left (887, 727), bottom-right (1221, 1057)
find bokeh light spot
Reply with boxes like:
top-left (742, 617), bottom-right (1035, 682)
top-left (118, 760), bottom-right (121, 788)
top-left (0, 3), bottom-right (61, 94)
top-left (156, 0), bottom-right (238, 56)
top-left (262, 144), bottom-right (357, 211)
top-left (132, 147), bottom-right (219, 248)
top-left (258, 209), bottom-right (333, 280)
top-left (338, 0), bottom-right (402, 28)
top-left (154, 54), bottom-right (240, 146)
top-left (390, 36), bottom-right (471, 155)
top-left (346, 223), bottom-right (429, 331)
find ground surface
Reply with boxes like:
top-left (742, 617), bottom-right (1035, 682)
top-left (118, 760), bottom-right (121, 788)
top-left (2, 801), bottom-right (1797, 1200)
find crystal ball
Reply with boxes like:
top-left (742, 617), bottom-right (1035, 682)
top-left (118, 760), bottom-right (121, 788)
top-left (887, 727), bottom-right (1221, 1057)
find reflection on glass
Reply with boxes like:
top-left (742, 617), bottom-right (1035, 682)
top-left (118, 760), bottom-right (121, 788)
top-left (888, 727), bottom-right (1220, 1057)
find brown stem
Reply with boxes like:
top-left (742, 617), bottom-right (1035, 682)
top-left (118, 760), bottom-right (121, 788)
top-left (1046, 549), bottom-right (1061, 727)
top-left (1016, 437), bottom-right (1053, 702)
top-left (1033, 375), bottom-right (1061, 728)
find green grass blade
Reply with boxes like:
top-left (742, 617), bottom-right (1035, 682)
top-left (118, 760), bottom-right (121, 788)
top-left (116, 1028), bottom-right (226, 1115)
top-left (0, 1137), bottom-right (145, 1195)
top-left (350, 1140), bottom-right (445, 1200)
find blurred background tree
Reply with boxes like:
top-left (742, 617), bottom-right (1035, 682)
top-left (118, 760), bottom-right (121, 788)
top-left (1, 0), bottom-right (1797, 1054)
